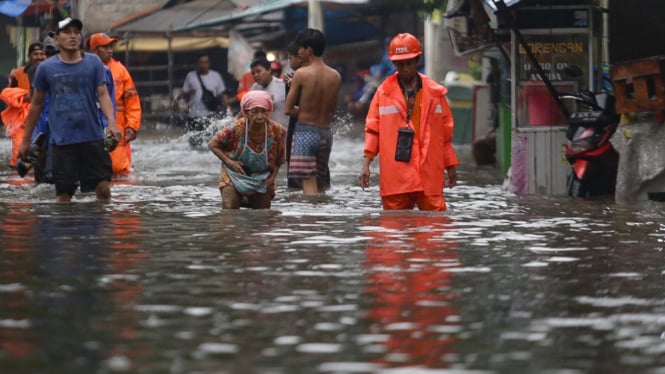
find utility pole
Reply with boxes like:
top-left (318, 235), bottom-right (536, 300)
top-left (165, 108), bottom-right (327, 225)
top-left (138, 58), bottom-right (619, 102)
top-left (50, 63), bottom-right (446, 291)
top-left (70, 0), bottom-right (79, 18)
top-left (424, 7), bottom-right (444, 82)
top-left (308, 0), bottom-right (324, 31)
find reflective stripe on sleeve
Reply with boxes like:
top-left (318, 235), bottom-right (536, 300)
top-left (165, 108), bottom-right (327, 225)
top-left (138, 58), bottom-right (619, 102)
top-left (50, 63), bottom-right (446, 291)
top-left (378, 105), bottom-right (400, 115)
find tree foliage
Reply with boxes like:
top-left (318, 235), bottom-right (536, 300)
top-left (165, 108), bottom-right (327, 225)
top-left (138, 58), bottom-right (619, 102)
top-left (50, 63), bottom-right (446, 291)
top-left (421, 0), bottom-right (450, 14)
top-left (375, 0), bottom-right (449, 15)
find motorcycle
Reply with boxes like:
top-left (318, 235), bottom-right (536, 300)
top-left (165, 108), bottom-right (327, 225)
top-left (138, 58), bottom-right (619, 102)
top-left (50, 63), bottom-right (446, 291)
top-left (562, 90), bottom-right (620, 198)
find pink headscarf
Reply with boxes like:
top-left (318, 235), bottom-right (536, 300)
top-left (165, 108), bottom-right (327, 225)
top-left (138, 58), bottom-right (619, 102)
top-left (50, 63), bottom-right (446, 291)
top-left (240, 90), bottom-right (273, 116)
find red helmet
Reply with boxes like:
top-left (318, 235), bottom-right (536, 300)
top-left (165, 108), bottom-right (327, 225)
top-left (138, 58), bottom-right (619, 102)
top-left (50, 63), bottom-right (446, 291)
top-left (388, 33), bottom-right (422, 61)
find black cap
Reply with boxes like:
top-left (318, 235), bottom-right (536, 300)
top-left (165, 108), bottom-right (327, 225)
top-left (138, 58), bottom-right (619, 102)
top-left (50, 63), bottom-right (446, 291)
top-left (28, 42), bottom-right (43, 54)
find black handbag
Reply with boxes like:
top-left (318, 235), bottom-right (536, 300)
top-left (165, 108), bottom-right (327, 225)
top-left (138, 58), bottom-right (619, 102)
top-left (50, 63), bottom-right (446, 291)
top-left (196, 73), bottom-right (219, 112)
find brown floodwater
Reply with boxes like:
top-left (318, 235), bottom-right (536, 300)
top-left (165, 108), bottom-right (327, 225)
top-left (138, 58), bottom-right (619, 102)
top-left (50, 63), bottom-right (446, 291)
top-left (1, 120), bottom-right (665, 373)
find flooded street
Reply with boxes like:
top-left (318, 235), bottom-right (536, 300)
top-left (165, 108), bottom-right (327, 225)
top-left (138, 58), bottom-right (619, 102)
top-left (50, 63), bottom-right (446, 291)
top-left (1, 121), bottom-right (665, 373)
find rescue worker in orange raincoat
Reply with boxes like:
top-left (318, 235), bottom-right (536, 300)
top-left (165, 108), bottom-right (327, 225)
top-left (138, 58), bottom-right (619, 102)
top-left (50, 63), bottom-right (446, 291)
top-left (4, 42), bottom-right (45, 169)
top-left (88, 33), bottom-right (142, 176)
top-left (359, 33), bottom-right (458, 211)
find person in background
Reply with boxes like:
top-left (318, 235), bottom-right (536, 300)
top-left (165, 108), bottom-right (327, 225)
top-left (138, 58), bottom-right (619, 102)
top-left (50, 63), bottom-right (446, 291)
top-left (344, 69), bottom-right (379, 120)
top-left (249, 58), bottom-right (288, 129)
top-left (88, 32), bottom-right (142, 177)
top-left (0, 72), bottom-right (8, 123)
top-left (270, 60), bottom-right (282, 78)
top-left (284, 28), bottom-right (341, 196)
top-left (208, 90), bottom-right (286, 210)
top-left (42, 33), bottom-right (58, 57)
top-left (4, 42), bottom-right (45, 169)
top-left (369, 37), bottom-right (396, 83)
top-left (358, 33), bottom-right (458, 211)
top-left (235, 50), bottom-right (267, 101)
top-left (83, 36), bottom-right (117, 137)
top-left (181, 53), bottom-right (227, 131)
top-left (10, 42), bottom-right (45, 91)
top-left (283, 41), bottom-right (302, 189)
top-left (19, 17), bottom-right (121, 203)
top-left (29, 34), bottom-right (61, 184)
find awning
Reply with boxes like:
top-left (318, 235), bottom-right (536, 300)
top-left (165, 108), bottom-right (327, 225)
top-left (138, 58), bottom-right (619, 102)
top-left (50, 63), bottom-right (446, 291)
top-left (114, 36), bottom-right (229, 52)
top-left (0, 0), bottom-right (31, 17)
top-left (174, 0), bottom-right (368, 32)
top-left (112, 0), bottom-right (238, 34)
top-left (481, 0), bottom-right (584, 12)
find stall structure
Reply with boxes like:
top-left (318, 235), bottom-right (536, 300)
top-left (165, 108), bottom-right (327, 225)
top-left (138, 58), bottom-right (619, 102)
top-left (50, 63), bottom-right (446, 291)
top-left (502, 2), bottom-right (607, 195)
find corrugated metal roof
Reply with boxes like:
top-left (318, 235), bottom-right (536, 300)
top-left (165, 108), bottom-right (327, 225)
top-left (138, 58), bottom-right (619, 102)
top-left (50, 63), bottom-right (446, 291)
top-left (112, 0), bottom-right (239, 34)
top-left (174, 0), bottom-right (368, 32)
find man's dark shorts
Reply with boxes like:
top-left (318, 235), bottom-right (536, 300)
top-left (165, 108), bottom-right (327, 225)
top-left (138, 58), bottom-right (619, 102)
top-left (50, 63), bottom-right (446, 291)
top-left (52, 140), bottom-right (112, 196)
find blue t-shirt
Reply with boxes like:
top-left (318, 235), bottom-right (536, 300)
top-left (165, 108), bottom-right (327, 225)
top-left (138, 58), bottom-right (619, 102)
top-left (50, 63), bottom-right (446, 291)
top-left (32, 93), bottom-right (50, 141)
top-left (33, 52), bottom-right (108, 146)
top-left (100, 66), bottom-right (116, 129)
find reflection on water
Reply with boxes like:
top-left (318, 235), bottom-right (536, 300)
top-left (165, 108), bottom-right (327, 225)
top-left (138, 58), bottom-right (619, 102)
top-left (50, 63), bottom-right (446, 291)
top-left (361, 213), bottom-right (459, 368)
top-left (2, 124), bottom-right (665, 372)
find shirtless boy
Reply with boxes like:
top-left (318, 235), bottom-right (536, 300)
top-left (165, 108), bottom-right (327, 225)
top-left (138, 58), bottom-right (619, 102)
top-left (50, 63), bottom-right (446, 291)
top-left (284, 28), bottom-right (341, 195)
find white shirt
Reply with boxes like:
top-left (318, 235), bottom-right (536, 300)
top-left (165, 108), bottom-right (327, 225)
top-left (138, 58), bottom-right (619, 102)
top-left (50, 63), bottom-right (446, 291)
top-left (183, 69), bottom-right (226, 117)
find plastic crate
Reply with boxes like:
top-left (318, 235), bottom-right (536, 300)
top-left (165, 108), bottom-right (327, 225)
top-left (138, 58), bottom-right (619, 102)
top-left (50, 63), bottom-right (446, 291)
top-left (611, 55), bottom-right (665, 113)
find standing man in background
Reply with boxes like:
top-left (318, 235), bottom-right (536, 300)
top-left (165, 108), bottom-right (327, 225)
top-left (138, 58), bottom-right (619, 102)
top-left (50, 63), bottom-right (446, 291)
top-left (88, 33), bottom-right (142, 177)
top-left (181, 53), bottom-right (227, 131)
top-left (284, 28), bottom-right (341, 195)
top-left (358, 33), bottom-right (458, 211)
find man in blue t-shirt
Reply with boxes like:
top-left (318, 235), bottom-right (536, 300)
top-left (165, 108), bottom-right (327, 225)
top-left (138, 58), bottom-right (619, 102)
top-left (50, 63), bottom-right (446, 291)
top-left (19, 18), bottom-right (121, 203)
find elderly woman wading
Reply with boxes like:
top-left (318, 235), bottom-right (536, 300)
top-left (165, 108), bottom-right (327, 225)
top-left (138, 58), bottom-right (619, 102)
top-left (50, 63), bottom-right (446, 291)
top-left (208, 90), bottom-right (286, 209)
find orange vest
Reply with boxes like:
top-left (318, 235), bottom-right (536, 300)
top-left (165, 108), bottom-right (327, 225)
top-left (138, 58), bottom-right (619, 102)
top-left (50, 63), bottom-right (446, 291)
top-left (238, 71), bottom-right (254, 92)
top-left (10, 67), bottom-right (31, 91)
top-left (364, 73), bottom-right (458, 197)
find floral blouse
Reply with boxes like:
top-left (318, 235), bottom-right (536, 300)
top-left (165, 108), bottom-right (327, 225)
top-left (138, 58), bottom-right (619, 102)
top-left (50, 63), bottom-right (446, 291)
top-left (214, 116), bottom-right (286, 189)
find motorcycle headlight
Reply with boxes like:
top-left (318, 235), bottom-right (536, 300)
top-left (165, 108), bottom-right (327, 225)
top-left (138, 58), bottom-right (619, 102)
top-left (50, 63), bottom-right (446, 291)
top-left (568, 138), bottom-right (595, 153)
top-left (569, 127), bottom-right (601, 153)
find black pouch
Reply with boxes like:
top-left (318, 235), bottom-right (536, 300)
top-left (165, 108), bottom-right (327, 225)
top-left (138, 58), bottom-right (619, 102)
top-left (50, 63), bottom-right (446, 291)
top-left (104, 131), bottom-right (119, 152)
top-left (201, 89), bottom-right (219, 112)
top-left (395, 127), bottom-right (414, 162)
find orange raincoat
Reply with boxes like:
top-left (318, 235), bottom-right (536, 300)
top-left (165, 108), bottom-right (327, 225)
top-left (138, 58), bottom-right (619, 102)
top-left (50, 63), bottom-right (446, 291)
top-left (364, 73), bottom-right (458, 198)
top-left (0, 87), bottom-right (30, 167)
top-left (9, 66), bottom-right (31, 92)
top-left (105, 58), bottom-right (142, 176)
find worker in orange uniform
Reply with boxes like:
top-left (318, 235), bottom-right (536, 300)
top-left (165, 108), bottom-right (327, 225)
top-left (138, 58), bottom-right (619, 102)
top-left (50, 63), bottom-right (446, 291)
top-left (358, 33), bottom-right (458, 211)
top-left (5, 42), bottom-right (45, 169)
top-left (88, 33), bottom-right (142, 176)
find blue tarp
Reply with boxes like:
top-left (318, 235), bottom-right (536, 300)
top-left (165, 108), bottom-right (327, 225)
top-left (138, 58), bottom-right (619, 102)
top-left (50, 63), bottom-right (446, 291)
top-left (283, 8), bottom-right (377, 46)
top-left (0, 0), bottom-right (31, 17)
